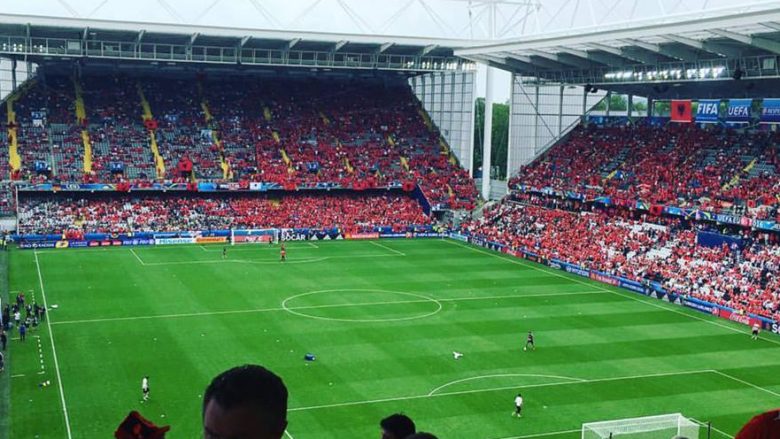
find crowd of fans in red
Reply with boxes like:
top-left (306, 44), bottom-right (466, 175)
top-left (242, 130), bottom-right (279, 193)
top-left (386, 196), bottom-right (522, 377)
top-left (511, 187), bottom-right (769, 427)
top-left (461, 196), bottom-right (780, 321)
top-left (18, 192), bottom-right (431, 235)
top-left (3, 74), bottom-right (477, 210)
top-left (509, 123), bottom-right (780, 221)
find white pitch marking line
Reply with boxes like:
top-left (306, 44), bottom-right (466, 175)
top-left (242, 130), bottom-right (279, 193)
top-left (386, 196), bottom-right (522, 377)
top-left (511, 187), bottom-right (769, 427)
top-left (50, 290), bottom-right (604, 325)
top-left (711, 370), bottom-right (780, 399)
top-left (11, 374), bottom-right (26, 378)
top-left (307, 242), bottom-right (319, 248)
top-left (443, 239), bottom-right (780, 347)
top-left (284, 430), bottom-right (294, 439)
top-left (369, 240), bottom-right (406, 256)
top-left (691, 418), bottom-right (734, 439)
top-left (428, 373), bottom-right (586, 396)
top-left (34, 251), bottom-right (73, 439)
top-left (129, 248), bottom-right (146, 266)
top-left (491, 428), bottom-right (581, 439)
top-left (288, 369), bottom-right (716, 412)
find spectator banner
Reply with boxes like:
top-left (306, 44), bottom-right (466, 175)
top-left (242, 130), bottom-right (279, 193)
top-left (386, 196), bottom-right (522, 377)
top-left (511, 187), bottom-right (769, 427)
top-left (727, 99), bottom-right (752, 123)
top-left (696, 99), bottom-right (720, 123)
top-left (761, 98), bottom-right (780, 124)
top-left (670, 100), bottom-right (693, 123)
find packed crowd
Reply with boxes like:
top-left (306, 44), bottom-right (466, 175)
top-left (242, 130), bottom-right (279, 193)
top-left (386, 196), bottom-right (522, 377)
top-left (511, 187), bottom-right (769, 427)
top-left (509, 123), bottom-right (780, 220)
top-left (462, 200), bottom-right (780, 321)
top-left (3, 74), bottom-right (477, 209)
top-left (17, 192), bottom-right (431, 235)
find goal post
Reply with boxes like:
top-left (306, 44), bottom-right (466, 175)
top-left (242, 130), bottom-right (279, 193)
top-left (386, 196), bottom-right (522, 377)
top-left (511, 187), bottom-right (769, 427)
top-left (582, 413), bottom-right (700, 439)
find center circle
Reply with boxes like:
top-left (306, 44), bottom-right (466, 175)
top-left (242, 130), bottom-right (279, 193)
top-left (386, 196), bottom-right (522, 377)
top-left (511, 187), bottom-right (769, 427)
top-left (281, 289), bottom-right (443, 322)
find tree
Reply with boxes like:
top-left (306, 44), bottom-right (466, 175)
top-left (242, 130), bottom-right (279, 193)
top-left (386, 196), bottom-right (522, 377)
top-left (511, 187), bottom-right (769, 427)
top-left (473, 97), bottom-right (509, 180)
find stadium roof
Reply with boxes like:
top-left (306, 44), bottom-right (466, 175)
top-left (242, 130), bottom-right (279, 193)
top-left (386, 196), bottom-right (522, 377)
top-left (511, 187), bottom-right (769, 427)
top-left (455, 3), bottom-right (780, 97)
top-left (0, 13), bottom-right (476, 73)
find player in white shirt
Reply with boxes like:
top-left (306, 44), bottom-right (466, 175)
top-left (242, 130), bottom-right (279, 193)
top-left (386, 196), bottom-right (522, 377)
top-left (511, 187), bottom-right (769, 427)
top-left (141, 376), bottom-right (150, 402)
top-left (513, 393), bottom-right (523, 417)
top-left (752, 323), bottom-right (760, 340)
top-left (452, 351), bottom-right (463, 360)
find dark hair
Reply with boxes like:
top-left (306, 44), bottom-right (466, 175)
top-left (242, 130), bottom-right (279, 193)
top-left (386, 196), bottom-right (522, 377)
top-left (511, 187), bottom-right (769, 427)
top-left (380, 413), bottom-right (416, 439)
top-left (407, 433), bottom-right (438, 439)
top-left (203, 364), bottom-right (288, 434)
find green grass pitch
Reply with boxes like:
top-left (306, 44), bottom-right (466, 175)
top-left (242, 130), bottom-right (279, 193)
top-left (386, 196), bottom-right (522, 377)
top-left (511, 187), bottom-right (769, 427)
top-left (4, 238), bottom-right (780, 438)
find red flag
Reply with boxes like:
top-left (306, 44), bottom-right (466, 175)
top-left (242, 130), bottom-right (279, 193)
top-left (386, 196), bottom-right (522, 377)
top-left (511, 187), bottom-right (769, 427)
top-left (670, 100), bottom-right (692, 123)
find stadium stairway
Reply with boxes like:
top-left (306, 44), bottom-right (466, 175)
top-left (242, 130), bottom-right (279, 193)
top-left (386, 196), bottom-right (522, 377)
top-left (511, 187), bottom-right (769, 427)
top-left (137, 84), bottom-right (166, 179)
top-left (5, 95), bottom-right (22, 177)
top-left (72, 80), bottom-right (93, 175)
top-left (197, 82), bottom-right (232, 180)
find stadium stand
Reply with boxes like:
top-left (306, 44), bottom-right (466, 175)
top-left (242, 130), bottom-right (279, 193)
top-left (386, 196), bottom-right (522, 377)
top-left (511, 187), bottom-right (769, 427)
top-left (509, 123), bottom-right (780, 221)
top-left (5, 74), bottom-right (476, 210)
top-left (461, 198), bottom-right (780, 321)
top-left (17, 192), bottom-right (431, 235)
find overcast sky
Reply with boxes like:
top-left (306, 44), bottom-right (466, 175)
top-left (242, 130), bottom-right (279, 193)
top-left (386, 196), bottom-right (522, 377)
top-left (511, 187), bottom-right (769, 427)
top-left (4, 0), bottom-right (775, 102)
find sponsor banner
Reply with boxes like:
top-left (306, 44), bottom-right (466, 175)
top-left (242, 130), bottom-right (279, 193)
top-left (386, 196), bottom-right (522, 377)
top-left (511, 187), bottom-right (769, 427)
top-left (618, 278), bottom-right (647, 295)
top-left (345, 232), bottom-right (380, 240)
top-left (19, 241), bottom-right (57, 249)
top-left (715, 213), bottom-right (742, 225)
top-left (217, 182), bottom-right (241, 191)
top-left (590, 271), bottom-right (619, 286)
top-left (55, 241), bottom-right (69, 249)
top-left (407, 232), bottom-right (444, 238)
top-left (154, 237), bottom-right (196, 245)
top-left (234, 235), bottom-right (273, 243)
top-left (249, 182), bottom-right (266, 191)
top-left (711, 307), bottom-right (762, 327)
top-left (696, 99), bottom-right (720, 123)
top-left (755, 220), bottom-right (780, 232)
top-left (682, 297), bottom-right (716, 314)
top-left (449, 233), bottom-right (469, 242)
top-left (548, 259), bottom-right (564, 270)
top-left (120, 239), bottom-right (154, 246)
top-left (69, 240), bottom-right (89, 248)
top-left (562, 262), bottom-right (590, 278)
top-left (196, 236), bottom-right (228, 244)
top-left (89, 241), bottom-right (100, 247)
top-left (380, 233), bottom-right (407, 239)
top-left (198, 182), bottom-right (217, 192)
top-left (760, 98), bottom-right (780, 124)
top-left (727, 99), bottom-right (752, 123)
top-left (281, 229), bottom-right (310, 241)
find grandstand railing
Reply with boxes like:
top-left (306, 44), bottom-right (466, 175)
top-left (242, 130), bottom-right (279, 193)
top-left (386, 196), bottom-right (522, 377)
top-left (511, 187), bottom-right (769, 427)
top-left (0, 36), bottom-right (472, 73)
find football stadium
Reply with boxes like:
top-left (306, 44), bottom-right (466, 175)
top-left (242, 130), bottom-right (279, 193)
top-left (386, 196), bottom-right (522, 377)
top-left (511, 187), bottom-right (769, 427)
top-left (1, 1), bottom-right (780, 438)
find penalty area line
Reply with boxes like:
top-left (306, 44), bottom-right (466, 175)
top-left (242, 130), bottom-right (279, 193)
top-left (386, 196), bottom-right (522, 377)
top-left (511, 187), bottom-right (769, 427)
top-left (368, 240), bottom-right (406, 256)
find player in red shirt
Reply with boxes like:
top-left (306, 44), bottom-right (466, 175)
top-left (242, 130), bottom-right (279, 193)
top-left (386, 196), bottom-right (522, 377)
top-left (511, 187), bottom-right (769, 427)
top-left (736, 409), bottom-right (780, 439)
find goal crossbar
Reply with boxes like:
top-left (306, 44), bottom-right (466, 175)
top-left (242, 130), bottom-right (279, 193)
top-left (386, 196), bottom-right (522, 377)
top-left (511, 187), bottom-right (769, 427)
top-left (582, 413), bottom-right (700, 439)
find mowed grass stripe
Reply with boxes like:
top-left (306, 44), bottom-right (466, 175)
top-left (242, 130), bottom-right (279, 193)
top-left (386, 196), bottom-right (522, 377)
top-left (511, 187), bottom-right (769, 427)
top-left (9, 239), bottom-right (780, 438)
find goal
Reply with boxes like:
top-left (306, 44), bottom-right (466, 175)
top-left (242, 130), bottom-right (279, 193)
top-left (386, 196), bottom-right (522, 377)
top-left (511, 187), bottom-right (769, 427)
top-left (582, 413), bottom-right (700, 439)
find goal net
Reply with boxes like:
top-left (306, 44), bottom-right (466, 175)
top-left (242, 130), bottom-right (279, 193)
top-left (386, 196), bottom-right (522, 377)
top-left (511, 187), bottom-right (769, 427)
top-left (582, 413), bottom-right (700, 439)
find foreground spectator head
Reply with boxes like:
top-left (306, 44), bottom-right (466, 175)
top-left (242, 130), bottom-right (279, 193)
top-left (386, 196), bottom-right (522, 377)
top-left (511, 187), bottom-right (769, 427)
top-left (407, 433), bottom-right (438, 439)
top-left (380, 413), bottom-right (416, 439)
top-left (203, 364), bottom-right (288, 439)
